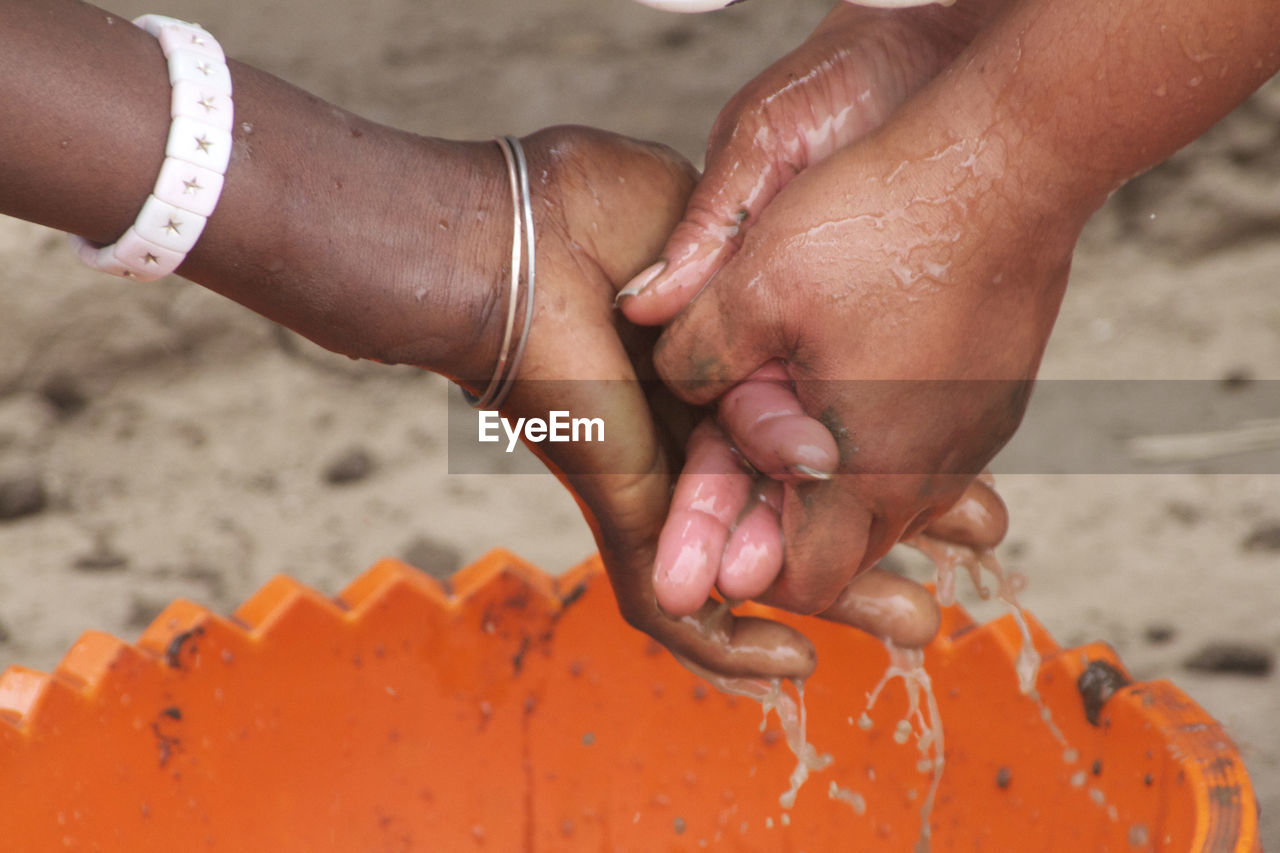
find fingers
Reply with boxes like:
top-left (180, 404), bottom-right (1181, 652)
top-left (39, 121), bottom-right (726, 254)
top-left (657, 600), bottom-right (817, 680)
top-left (615, 111), bottom-right (796, 328)
top-left (531, 382), bottom-right (811, 681)
top-left (646, 424), bottom-right (814, 679)
top-left (716, 363), bottom-right (839, 481)
top-left (650, 265), bottom-right (779, 405)
top-left (921, 478), bottom-right (1008, 550)
top-left (565, 405), bottom-right (814, 680)
top-left (817, 565), bottom-right (942, 650)
top-left (754, 483), bottom-right (875, 615)
top-left (653, 420), bottom-right (755, 615)
top-left (508, 127), bottom-right (814, 681)
top-left (717, 490), bottom-right (784, 601)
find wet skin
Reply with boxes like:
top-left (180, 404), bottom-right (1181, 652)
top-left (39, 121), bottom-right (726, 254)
top-left (625, 0), bottom-right (1279, 634)
top-left (626, 0), bottom-right (1016, 637)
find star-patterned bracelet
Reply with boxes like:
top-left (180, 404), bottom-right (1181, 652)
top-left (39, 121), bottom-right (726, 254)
top-left (68, 15), bottom-right (233, 281)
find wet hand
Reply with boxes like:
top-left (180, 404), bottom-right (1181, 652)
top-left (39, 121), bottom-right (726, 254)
top-left (654, 412), bottom-right (1012, 649)
top-left (618, 0), bottom-right (1008, 325)
top-left (492, 127), bottom-right (821, 679)
top-left (642, 114), bottom-right (1083, 617)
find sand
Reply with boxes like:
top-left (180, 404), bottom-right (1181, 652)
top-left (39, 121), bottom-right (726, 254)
top-left (1, 0), bottom-right (1277, 845)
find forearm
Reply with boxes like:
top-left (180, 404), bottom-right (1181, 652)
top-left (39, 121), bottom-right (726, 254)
top-left (800, 0), bottom-right (1016, 136)
top-left (0, 0), bottom-right (505, 379)
top-left (917, 0), bottom-right (1280, 219)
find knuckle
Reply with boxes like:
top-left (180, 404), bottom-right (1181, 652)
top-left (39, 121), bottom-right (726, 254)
top-left (785, 583), bottom-right (842, 617)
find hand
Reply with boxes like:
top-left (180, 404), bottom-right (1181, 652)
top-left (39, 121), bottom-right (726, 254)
top-left (616, 0), bottom-right (1013, 629)
top-left (488, 127), bottom-right (823, 678)
top-left (639, 107), bottom-right (1084, 616)
top-left (0, 6), bottom-right (830, 683)
top-left (653, 411), bottom-right (1011, 649)
top-left (618, 0), bottom-right (1010, 325)
top-left (503, 128), bottom-right (998, 672)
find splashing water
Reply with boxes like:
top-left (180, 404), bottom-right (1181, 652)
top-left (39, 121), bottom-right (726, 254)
top-left (680, 513), bottom-right (1119, 845)
top-left (674, 657), bottom-right (834, 810)
top-left (859, 640), bottom-right (946, 852)
top-left (906, 536), bottom-right (1038, 694)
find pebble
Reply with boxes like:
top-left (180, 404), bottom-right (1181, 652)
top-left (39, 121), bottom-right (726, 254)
top-left (1143, 623), bottom-right (1178, 645)
top-left (1219, 367), bottom-right (1253, 390)
top-left (0, 473), bottom-right (48, 521)
top-left (0, 393), bottom-right (57, 450)
top-left (1076, 659), bottom-right (1132, 726)
top-left (1164, 500), bottom-right (1203, 526)
top-left (1183, 643), bottom-right (1274, 676)
top-left (1241, 522), bottom-right (1280, 553)
top-left (656, 25), bottom-right (696, 50)
top-left (40, 374), bottom-right (88, 418)
top-left (73, 544), bottom-right (129, 572)
top-left (400, 536), bottom-right (462, 580)
top-left (323, 447), bottom-right (375, 485)
top-left (126, 595), bottom-right (166, 630)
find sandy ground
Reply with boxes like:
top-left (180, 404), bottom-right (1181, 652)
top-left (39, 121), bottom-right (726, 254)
top-left (2, 0), bottom-right (1278, 846)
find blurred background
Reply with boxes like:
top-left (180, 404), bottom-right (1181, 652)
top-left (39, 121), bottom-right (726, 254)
top-left (1, 0), bottom-right (1277, 844)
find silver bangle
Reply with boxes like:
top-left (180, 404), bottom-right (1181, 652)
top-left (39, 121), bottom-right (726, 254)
top-left (464, 135), bottom-right (535, 410)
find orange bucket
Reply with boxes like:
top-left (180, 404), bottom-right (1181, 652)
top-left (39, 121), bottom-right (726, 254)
top-left (0, 550), bottom-right (1258, 851)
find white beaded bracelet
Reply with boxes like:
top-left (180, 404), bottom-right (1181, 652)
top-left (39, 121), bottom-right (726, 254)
top-left (68, 15), bottom-right (232, 281)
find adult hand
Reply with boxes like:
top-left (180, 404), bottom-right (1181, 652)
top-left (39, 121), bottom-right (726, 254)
top-left (613, 0), bottom-right (1014, 632)
top-left (0, 1), bottom-right (821, 678)
top-left (612, 0), bottom-right (1015, 634)
top-left (653, 411), bottom-right (1010, 649)
top-left (485, 127), bottom-right (823, 678)
top-left (640, 101), bottom-right (1083, 616)
top-left (503, 128), bottom-right (1000, 671)
top-left (625, 0), bottom-right (1280, 621)
top-left (618, 0), bottom-right (1010, 324)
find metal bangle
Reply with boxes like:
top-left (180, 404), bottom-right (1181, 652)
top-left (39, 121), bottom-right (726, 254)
top-left (491, 135), bottom-right (535, 410)
top-left (464, 135), bottom-right (534, 410)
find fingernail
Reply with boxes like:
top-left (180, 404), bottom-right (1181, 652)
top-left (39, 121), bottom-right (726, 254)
top-left (615, 260), bottom-right (667, 307)
top-left (791, 464), bottom-right (833, 481)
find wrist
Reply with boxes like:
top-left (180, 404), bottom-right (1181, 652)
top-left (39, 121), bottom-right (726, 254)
top-left (878, 51), bottom-right (1107, 247)
top-left (813, 0), bottom-right (1014, 81)
top-left (176, 64), bottom-right (509, 381)
top-left (902, 0), bottom-right (1280, 227)
top-left (797, 0), bottom-right (1018, 149)
top-left (2, 1), bottom-right (510, 382)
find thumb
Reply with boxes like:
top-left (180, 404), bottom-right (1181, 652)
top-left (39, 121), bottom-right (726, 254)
top-left (651, 261), bottom-right (779, 405)
top-left (616, 113), bottom-right (798, 327)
